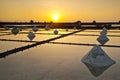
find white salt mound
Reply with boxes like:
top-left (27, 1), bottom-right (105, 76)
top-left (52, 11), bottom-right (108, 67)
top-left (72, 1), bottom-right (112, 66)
top-left (100, 29), bottom-right (107, 35)
top-left (32, 26), bottom-right (38, 32)
top-left (102, 27), bottom-right (107, 31)
top-left (54, 29), bottom-right (59, 35)
top-left (100, 27), bottom-right (107, 35)
top-left (81, 45), bottom-right (116, 67)
top-left (11, 27), bottom-right (19, 35)
top-left (73, 27), bottom-right (77, 30)
top-left (4, 26), bottom-right (9, 30)
top-left (45, 25), bottom-right (49, 30)
top-left (27, 31), bottom-right (36, 40)
top-left (97, 34), bottom-right (109, 45)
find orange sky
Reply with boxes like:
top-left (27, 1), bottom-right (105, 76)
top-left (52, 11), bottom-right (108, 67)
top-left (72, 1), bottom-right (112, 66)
top-left (0, 0), bottom-right (120, 22)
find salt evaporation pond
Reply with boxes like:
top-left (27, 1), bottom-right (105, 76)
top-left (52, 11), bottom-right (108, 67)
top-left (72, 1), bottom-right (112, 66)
top-left (0, 29), bottom-right (120, 80)
top-left (0, 41), bottom-right (32, 53)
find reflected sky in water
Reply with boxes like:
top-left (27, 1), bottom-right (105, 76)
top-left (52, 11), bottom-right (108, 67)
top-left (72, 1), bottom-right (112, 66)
top-left (0, 29), bottom-right (120, 80)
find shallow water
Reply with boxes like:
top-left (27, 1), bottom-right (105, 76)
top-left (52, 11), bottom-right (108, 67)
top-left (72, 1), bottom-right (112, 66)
top-left (0, 41), bottom-right (32, 53)
top-left (0, 29), bottom-right (120, 80)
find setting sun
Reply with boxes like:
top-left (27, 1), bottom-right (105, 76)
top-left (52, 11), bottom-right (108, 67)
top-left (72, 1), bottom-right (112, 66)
top-left (52, 13), bottom-right (60, 22)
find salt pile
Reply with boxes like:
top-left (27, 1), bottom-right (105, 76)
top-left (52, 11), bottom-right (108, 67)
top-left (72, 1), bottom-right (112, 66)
top-left (97, 34), bottom-right (109, 45)
top-left (73, 27), bottom-right (77, 30)
top-left (82, 46), bottom-right (115, 67)
top-left (45, 25), bottom-right (49, 30)
top-left (100, 27), bottom-right (107, 35)
top-left (102, 27), bottom-right (107, 32)
top-left (54, 29), bottom-right (59, 35)
top-left (81, 27), bottom-right (116, 77)
top-left (27, 31), bottom-right (36, 40)
top-left (97, 27), bottom-right (109, 45)
top-left (11, 27), bottom-right (19, 35)
top-left (81, 45), bottom-right (116, 77)
top-left (100, 30), bottom-right (107, 35)
top-left (32, 26), bottom-right (38, 32)
top-left (4, 26), bottom-right (9, 30)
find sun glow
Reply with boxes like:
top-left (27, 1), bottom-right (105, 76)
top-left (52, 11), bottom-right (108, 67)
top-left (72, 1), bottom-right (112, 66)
top-left (52, 13), bottom-right (60, 22)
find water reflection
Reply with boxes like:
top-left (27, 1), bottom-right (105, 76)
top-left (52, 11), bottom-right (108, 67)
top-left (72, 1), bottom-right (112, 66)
top-left (83, 62), bottom-right (114, 77)
top-left (82, 45), bottom-right (116, 77)
top-left (0, 30), bottom-right (84, 59)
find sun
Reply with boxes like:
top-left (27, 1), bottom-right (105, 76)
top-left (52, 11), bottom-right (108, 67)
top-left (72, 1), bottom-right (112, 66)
top-left (52, 13), bottom-right (60, 22)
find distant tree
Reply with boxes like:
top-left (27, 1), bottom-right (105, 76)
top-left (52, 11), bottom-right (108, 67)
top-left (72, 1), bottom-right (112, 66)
top-left (44, 21), bottom-right (46, 24)
top-left (30, 20), bottom-right (34, 23)
top-left (50, 21), bottom-right (53, 24)
top-left (93, 20), bottom-right (96, 24)
top-left (76, 20), bottom-right (81, 24)
top-left (76, 20), bottom-right (81, 23)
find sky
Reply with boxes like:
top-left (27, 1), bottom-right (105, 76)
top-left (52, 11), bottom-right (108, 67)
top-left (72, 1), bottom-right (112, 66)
top-left (0, 0), bottom-right (120, 22)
